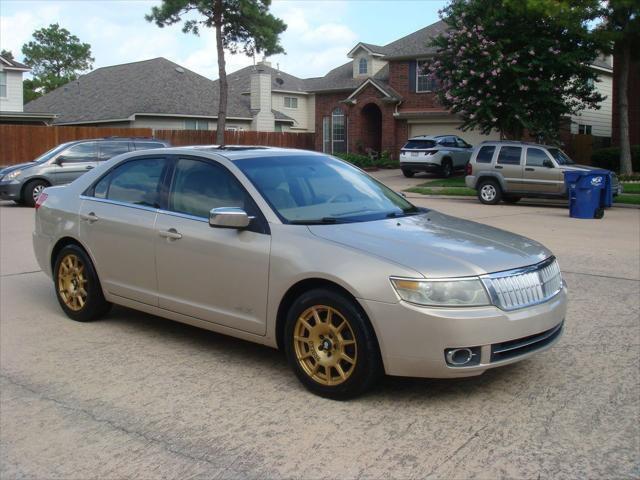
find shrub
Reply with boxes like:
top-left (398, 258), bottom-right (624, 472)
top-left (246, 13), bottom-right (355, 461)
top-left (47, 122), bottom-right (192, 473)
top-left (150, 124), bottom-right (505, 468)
top-left (591, 146), bottom-right (640, 173)
top-left (334, 152), bottom-right (399, 169)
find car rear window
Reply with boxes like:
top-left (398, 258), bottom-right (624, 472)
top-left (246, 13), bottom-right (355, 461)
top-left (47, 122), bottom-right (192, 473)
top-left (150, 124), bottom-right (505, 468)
top-left (475, 145), bottom-right (496, 163)
top-left (497, 146), bottom-right (522, 165)
top-left (403, 140), bottom-right (436, 150)
top-left (134, 142), bottom-right (165, 150)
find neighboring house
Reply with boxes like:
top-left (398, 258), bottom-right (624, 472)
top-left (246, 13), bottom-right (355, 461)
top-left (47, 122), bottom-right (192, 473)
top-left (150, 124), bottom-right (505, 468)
top-left (0, 55), bottom-right (55, 124)
top-left (612, 55), bottom-right (639, 147)
top-left (570, 55), bottom-right (614, 138)
top-left (24, 57), bottom-right (314, 133)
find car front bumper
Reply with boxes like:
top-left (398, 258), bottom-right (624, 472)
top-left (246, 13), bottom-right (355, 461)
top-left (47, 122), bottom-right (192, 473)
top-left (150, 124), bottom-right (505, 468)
top-left (360, 286), bottom-right (567, 378)
top-left (0, 181), bottom-right (22, 200)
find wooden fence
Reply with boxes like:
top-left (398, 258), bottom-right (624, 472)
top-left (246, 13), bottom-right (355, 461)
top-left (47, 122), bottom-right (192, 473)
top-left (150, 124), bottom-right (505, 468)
top-left (0, 125), bottom-right (316, 166)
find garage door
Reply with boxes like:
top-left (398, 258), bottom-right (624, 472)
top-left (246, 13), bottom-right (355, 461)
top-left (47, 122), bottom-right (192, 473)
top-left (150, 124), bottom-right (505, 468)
top-left (408, 123), bottom-right (500, 147)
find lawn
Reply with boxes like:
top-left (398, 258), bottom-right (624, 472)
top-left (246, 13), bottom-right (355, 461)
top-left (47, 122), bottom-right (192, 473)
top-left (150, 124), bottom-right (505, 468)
top-left (415, 176), bottom-right (467, 188)
top-left (407, 186), bottom-right (476, 196)
top-left (621, 182), bottom-right (640, 194)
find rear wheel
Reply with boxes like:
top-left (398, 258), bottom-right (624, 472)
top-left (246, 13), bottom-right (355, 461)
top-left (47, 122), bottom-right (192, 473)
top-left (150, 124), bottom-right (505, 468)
top-left (53, 244), bottom-right (111, 322)
top-left (477, 179), bottom-right (502, 205)
top-left (503, 195), bottom-right (521, 204)
top-left (441, 159), bottom-right (453, 178)
top-left (23, 179), bottom-right (49, 208)
top-left (402, 169), bottom-right (415, 178)
top-left (284, 288), bottom-right (382, 400)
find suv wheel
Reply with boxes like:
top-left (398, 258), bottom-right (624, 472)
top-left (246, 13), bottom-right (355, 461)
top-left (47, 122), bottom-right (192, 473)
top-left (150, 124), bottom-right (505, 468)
top-left (401, 169), bottom-right (415, 178)
top-left (284, 288), bottom-right (382, 400)
top-left (441, 159), bottom-right (453, 178)
top-left (477, 179), bottom-right (502, 205)
top-left (23, 180), bottom-right (49, 208)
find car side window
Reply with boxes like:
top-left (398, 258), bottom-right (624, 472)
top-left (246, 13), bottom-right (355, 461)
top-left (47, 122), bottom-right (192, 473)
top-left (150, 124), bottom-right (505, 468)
top-left (99, 141), bottom-right (130, 161)
top-left (168, 158), bottom-right (254, 219)
top-left (93, 158), bottom-right (166, 207)
top-left (475, 145), bottom-right (496, 163)
top-left (455, 137), bottom-right (469, 148)
top-left (134, 142), bottom-right (164, 151)
top-left (526, 148), bottom-right (551, 167)
top-left (58, 142), bottom-right (98, 163)
top-left (497, 146), bottom-right (523, 165)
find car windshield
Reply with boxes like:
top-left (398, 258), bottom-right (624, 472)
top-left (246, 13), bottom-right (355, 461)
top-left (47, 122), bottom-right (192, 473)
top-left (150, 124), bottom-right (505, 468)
top-left (547, 148), bottom-right (575, 165)
top-left (403, 139), bottom-right (437, 149)
top-left (32, 143), bottom-right (73, 164)
top-left (235, 154), bottom-right (421, 224)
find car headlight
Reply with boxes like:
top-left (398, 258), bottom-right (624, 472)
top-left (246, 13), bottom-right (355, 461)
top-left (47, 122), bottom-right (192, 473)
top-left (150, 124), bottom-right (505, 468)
top-left (390, 277), bottom-right (490, 307)
top-left (4, 170), bottom-right (22, 181)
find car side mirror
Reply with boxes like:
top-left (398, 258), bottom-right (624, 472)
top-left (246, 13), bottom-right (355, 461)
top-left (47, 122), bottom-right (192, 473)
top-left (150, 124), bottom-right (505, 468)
top-left (543, 159), bottom-right (554, 168)
top-left (209, 207), bottom-right (251, 229)
top-left (55, 156), bottom-right (67, 165)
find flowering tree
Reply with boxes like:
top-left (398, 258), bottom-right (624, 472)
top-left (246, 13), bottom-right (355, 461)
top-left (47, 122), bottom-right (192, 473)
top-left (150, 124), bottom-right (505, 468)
top-left (428, 0), bottom-right (605, 141)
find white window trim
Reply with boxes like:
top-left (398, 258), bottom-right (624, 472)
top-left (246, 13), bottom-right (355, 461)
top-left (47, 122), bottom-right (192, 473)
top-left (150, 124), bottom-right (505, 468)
top-left (284, 96), bottom-right (298, 109)
top-left (416, 59), bottom-right (434, 93)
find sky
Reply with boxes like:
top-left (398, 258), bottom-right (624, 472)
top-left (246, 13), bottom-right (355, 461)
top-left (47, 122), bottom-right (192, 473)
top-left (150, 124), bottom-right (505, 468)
top-left (0, 0), bottom-right (448, 80)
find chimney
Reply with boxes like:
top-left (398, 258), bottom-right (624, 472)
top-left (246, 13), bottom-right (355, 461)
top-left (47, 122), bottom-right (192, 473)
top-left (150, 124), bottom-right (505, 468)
top-left (250, 68), bottom-right (275, 132)
top-left (257, 56), bottom-right (272, 68)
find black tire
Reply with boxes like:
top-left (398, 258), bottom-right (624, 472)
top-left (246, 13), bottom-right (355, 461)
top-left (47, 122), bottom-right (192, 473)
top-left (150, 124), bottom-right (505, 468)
top-left (477, 179), bottom-right (502, 205)
top-left (53, 244), bottom-right (111, 322)
top-left (23, 179), bottom-right (49, 208)
top-left (440, 159), bottom-right (453, 178)
top-left (284, 288), bottom-right (382, 400)
top-left (503, 195), bottom-right (521, 204)
top-left (402, 169), bottom-right (415, 178)
top-left (13, 199), bottom-right (25, 206)
top-left (594, 207), bottom-right (605, 219)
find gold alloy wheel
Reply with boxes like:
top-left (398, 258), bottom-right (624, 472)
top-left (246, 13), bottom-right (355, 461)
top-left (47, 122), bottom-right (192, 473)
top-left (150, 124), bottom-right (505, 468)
top-left (293, 305), bottom-right (358, 386)
top-left (57, 253), bottom-right (88, 311)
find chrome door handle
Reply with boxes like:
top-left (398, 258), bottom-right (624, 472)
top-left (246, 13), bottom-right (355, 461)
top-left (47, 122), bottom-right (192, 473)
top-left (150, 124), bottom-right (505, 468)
top-left (158, 228), bottom-right (182, 240)
top-left (494, 165), bottom-right (503, 169)
top-left (85, 165), bottom-right (94, 170)
top-left (525, 167), bottom-right (535, 172)
top-left (80, 212), bottom-right (99, 223)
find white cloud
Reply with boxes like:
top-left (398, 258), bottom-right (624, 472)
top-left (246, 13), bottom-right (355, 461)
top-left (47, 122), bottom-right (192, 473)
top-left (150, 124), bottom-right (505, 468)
top-left (0, 5), bottom-right (62, 56)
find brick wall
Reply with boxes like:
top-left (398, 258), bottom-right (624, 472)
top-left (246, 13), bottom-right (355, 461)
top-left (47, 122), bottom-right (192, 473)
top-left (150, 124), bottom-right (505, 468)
top-left (388, 61), bottom-right (442, 112)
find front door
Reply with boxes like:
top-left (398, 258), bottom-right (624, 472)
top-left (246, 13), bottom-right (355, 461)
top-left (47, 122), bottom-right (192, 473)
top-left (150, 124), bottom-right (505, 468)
top-left (155, 157), bottom-right (271, 335)
top-left (495, 146), bottom-right (524, 191)
top-left (47, 142), bottom-right (99, 185)
top-left (79, 156), bottom-right (168, 305)
top-left (522, 147), bottom-right (564, 194)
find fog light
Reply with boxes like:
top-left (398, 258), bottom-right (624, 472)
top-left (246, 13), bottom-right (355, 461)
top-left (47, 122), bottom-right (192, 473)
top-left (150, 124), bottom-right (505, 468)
top-left (445, 347), bottom-right (481, 367)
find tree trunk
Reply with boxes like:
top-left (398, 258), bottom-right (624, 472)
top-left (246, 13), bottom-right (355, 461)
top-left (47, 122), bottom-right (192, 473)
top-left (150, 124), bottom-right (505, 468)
top-left (617, 42), bottom-right (632, 175)
top-left (214, 0), bottom-right (227, 145)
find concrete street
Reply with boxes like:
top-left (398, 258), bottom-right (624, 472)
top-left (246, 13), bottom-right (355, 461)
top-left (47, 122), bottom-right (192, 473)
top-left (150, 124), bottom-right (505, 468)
top-left (1, 170), bottom-right (639, 479)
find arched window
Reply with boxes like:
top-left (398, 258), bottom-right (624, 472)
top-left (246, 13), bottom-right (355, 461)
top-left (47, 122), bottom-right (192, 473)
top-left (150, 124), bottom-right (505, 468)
top-left (358, 57), bottom-right (368, 75)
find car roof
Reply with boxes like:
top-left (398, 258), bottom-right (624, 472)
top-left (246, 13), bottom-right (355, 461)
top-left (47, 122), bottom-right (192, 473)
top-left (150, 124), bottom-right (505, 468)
top-left (144, 145), bottom-right (326, 162)
top-left (69, 137), bottom-right (166, 144)
top-left (478, 140), bottom-right (555, 149)
top-left (407, 135), bottom-right (447, 141)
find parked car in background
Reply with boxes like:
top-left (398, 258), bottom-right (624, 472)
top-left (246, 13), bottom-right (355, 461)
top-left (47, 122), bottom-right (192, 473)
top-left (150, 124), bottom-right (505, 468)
top-left (465, 141), bottom-right (622, 205)
top-left (33, 146), bottom-right (566, 399)
top-left (0, 137), bottom-right (169, 207)
top-left (399, 135), bottom-right (473, 178)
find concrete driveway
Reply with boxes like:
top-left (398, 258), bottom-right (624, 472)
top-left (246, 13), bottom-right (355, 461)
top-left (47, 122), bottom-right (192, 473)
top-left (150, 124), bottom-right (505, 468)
top-left (1, 180), bottom-right (639, 478)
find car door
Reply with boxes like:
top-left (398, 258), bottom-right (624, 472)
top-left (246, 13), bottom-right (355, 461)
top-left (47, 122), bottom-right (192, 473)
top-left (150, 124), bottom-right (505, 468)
top-left (522, 147), bottom-right (563, 194)
top-left (455, 137), bottom-right (473, 166)
top-left (154, 156), bottom-right (271, 336)
top-left (79, 156), bottom-right (168, 306)
top-left (495, 146), bottom-right (524, 191)
top-left (47, 142), bottom-right (99, 185)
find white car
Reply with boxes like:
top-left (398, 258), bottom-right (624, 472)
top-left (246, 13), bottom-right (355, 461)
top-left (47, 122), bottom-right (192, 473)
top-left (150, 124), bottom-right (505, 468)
top-left (399, 135), bottom-right (473, 178)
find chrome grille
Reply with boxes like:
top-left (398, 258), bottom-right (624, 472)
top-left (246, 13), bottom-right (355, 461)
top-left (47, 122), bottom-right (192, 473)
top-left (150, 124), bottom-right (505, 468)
top-left (482, 258), bottom-right (563, 310)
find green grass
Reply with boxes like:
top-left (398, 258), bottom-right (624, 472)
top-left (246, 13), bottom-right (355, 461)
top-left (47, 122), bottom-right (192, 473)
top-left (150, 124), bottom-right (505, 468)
top-left (406, 186), bottom-right (476, 197)
top-left (614, 194), bottom-right (640, 205)
top-left (621, 182), bottom-right (640, 194)
top-left (416, 176), bottom-right (467, 188)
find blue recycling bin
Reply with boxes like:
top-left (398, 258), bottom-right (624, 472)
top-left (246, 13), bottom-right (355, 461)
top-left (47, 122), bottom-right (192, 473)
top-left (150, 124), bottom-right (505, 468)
top-left (564, 170), bottom-right (612, 219)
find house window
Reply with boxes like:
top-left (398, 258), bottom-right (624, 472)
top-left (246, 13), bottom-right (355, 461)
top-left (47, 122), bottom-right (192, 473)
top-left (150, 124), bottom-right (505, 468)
top-left (331, 108), bottom-right (347, 153)
top-left (578, 124), bottom-right (592, 135)
top-left (284, 96), bottom-right (298, 109)
top-left (359, 57), bottom-right (368, 75)
top-left (0, 72), bottom-right (6, 98)
top-left (185, 119), bottom-right (209, 130)
top-left (416, 60), bottom-right (439, 92)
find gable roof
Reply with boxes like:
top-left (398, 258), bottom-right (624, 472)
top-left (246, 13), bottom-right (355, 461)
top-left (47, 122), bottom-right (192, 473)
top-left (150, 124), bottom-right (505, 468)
top-left (0, 55), bottom-right (30, 71)
top-left (24, 57), bottom-right (298, 125)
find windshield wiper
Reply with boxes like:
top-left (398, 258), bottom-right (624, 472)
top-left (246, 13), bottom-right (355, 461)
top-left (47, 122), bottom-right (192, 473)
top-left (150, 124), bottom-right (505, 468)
top-left (289, 217), bottom-right (346, 225)
top-left (385, 210), bottom-right (420, 218)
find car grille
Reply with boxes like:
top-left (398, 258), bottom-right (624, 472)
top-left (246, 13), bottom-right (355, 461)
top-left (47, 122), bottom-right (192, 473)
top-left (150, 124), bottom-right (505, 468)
top-left (482, 258), bottom-right (563, 311)
top-left (491, 321), bottom-right (564, 362)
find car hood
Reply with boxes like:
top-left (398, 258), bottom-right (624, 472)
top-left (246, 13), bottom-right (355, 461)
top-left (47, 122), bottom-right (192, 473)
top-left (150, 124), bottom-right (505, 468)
top-left (561, 164), bottom-right (608, 172)
top-left (308, 211), bottom-right (551, 278)
top-left (0, 162), bottom-right (36, 175)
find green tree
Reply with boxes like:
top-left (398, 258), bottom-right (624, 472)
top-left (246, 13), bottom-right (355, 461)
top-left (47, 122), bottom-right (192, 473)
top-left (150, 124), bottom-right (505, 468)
top-left (1, 49), bottom-right (14, 60)
top-left (21, 23), bottom-right (94, 100)
top-left (596, 0), bottom-right (640, 174)
top-left (146, 0), bottom-right (286, 144)
top-left (428, 0), bottom-right (605, 141)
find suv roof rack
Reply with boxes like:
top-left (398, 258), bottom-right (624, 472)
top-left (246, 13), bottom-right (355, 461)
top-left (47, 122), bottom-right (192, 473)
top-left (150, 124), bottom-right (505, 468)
top-left (102, 136), bottom-right (159, 140)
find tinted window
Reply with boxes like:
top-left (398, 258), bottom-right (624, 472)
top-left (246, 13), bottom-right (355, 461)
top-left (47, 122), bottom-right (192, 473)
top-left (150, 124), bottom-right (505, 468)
top-left (526, 148), bottom-right (550, 167)
top-left (403, 139), bottom-right (436, 150)
top-left (99, 141), bottom-right (130, 161)
top-left (456, 137), bottom-right (471, 148)
top-left (134, 142), bottom-right (165, 151)
top-left (547, 148), bottom-right (575, 165)
top-left (94, 158), bottom-right (166, 207)
top-left (497, 146), bottom-right (522, 165)
top-left (169, 158), bottom-right (250, 218)
top-left (59, 142), bottom-right (98, 163)
top-left (475, 145), bottom-right (496, 163)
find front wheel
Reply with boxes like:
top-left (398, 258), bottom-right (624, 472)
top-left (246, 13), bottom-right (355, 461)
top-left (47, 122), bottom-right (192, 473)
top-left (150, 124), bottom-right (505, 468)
top-left (23, 179), bottom-right (49, 208)
top-left (284, 288), bottom-right (382, 400)
top-left (440, 159), bottom-right (453, 178)
top-left (401, 169), bottom-right (415, 178)
top-left (477, 179), bottom-right (502, 205)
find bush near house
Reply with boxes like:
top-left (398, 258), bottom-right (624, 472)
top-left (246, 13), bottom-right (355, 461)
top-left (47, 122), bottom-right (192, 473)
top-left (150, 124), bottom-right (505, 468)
top-left (334, 152), bottom-right (399, 170)
top-left (591, 146), bottom-right (640, 173)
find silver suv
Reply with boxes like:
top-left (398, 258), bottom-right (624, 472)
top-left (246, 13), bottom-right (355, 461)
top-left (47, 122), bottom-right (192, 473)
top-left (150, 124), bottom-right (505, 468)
top-left (399, 135), bottom-right (473, 178)
top-left (0, 137), bottom-right (169, 207)
top-left (465, 141), bottom-right (621, 205)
